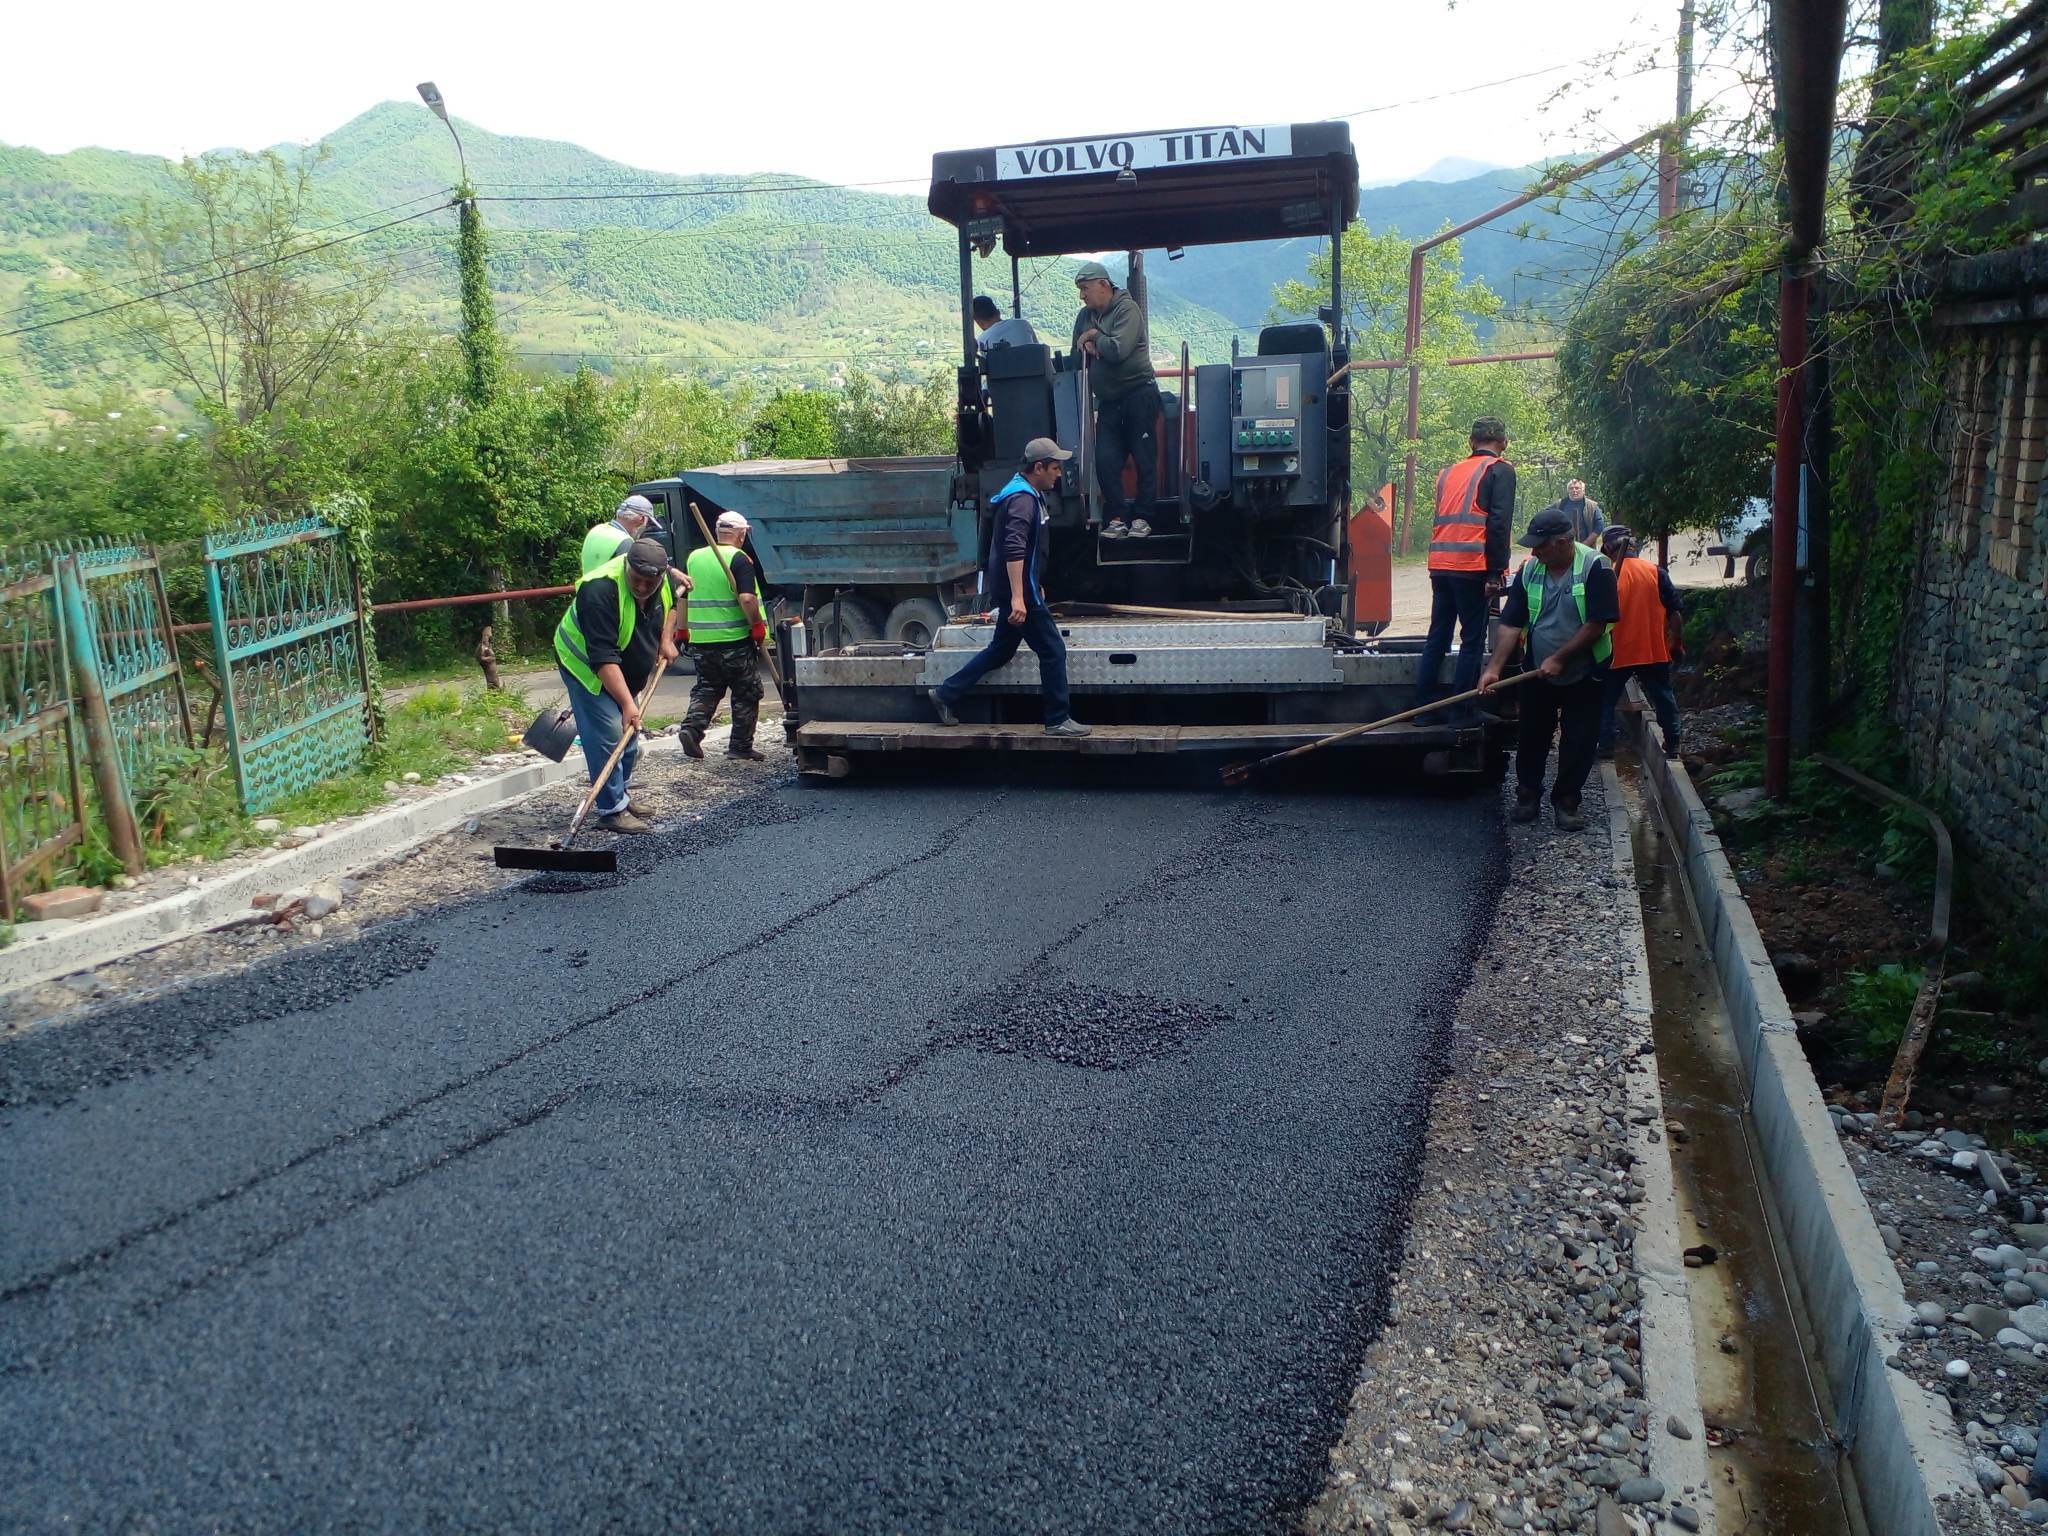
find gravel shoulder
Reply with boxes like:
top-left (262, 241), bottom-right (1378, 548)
top-left (1305, 770), bottom-right (1710, 1536)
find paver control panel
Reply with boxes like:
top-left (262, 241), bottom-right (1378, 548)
top-left (1232, 361), bottom-right (1301, 480)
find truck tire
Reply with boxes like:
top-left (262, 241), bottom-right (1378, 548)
top-left (883, 597), bottom-right (949, 650)
top-left (805, 594), bottom-right (885, 650)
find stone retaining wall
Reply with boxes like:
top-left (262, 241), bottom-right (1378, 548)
top-left (1895, 323), bottom-right (2048, 915)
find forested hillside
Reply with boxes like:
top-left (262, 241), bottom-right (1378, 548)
top-left (0, 103), bottom-right (1650, 425)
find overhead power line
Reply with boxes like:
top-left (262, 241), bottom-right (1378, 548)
top-left (0, 202), bottom-right (454, 342)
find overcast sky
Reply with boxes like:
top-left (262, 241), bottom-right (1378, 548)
top-left (5, 0), bottom-right (1692, 187)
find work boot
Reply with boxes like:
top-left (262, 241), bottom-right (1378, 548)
top-left (679, 729), bottom-right (704, 760)
top-left (1510, 794), bottom-right (1541, 823)
top-left (1553, 801), bottom-right (1587, 832)
top-left (928, 688), bottom-right (959, 726)
top-left (626, 796), bottom-right (653, 817)
top-left (597, 810), bottom-right (653, 834)
top-left (1044, 718), bottom-right (1093, 738)
top-left (728, 747), bottom-right (767, 762)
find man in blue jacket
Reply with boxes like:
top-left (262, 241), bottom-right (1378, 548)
top-left (928, 438), bottom-right (1092, 737)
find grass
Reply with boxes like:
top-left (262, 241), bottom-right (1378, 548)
top-left (107, 685), bottom-right (532, 875)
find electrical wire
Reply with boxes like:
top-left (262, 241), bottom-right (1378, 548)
top-left (0, 202), bottom-right (454, 341)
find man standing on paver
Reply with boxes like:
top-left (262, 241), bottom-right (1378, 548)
top-left (1597, 524), bottom-right (1684, 760)
top-left (680, 511), bottom-right (773, 764)
top-left (1413, 416), bottom-right (1514, 718)
top-left (1477, 506), bottom-right (1618, 831)
top-left (1071, 261), bottom-right (1159, 540)
top-left (555, 537), bottom-right (677, 834)
top-left (929, 438), bottom-right (1091, 738)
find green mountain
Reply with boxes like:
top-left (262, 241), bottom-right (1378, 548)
top-left (0, 103), bottom-right (1642, 425)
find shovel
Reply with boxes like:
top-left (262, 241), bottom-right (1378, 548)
top-left (495, 605), bottom-right (678, 874)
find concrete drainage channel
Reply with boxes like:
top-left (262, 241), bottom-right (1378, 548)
top-left (1624, 767), bottom-right (1856, 1531)
top-left (1622, 716), bottom-right (1976, 1535)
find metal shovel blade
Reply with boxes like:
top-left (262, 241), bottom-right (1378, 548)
top-left (492, 844), bottom-right (617, 873)
top-left (522, 705), bottom-right (578, 763)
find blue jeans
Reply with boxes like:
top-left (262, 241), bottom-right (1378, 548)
top-left (934, 605), bottom-right (1072, 726)
top-left (561, 666), bottom-right (640, 818)
top-left (1600, 662), bottom-right (1682, 753)
top-left (1412, 573), bottom-right (1489, 710)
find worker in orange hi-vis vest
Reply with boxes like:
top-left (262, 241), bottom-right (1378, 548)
top-left (1596, 524), bottom-right (1685, 760)
top-left (1411, 416), bottom-right (1515, 718)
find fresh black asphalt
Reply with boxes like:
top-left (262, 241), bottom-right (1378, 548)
top-left (0, 771), bottom-right (1502, 1533)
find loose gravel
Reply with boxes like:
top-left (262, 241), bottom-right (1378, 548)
top-left (1835, 1110), bottom-right (2047, 1533)
top-left (1304, 771), bottom-right (1708, 1536)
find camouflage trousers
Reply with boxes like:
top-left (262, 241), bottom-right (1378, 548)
top-left (682, 640), bottom-right (765, 752)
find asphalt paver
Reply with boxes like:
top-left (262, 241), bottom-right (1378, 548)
top-left (1, 772), bottom-right (1502, 1533)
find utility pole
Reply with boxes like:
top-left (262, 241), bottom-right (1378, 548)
top-left (420, 82), bottom-right (510, 633)
top-left (1676, 0), bottom-right (1697, 211)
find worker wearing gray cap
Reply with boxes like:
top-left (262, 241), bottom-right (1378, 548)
top-left (555, 538), bottom-right (678, 833)
top-left (1071, 260), bottom-right (1160, 539)
top-left (929, 439), bottom-right (1091, 737)
top-left (581, 494), bottom-right (665, 576)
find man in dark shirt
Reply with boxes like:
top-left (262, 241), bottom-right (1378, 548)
top-left (1478, 506), bottom-right (1619, 832)
top-left (553, 537), bottom-right (677, 833)
top-left (929, 438), bottom-right (1091, 736)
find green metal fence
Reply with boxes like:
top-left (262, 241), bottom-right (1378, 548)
top-left (73, 542), bottom-right (192, 811)
top-left (0, 553), bottom-right (87, 916)
top-left (203, 514), bottom-right (373, 813)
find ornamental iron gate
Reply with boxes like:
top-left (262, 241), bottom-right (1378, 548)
top-left (0, 553), bottom-right (87, 917)
top-left (203, 514), bottom-right (373, 814)
top-left (70, 542), bottom-right (192, 813)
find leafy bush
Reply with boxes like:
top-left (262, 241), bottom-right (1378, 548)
top-left (1844, 963), bottom-right (1924, 1054)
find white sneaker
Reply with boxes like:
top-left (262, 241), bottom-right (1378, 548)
top-left (1127, 518), bottom-right (1153, 538)
top-left (1100, 520), bottom-right (1129, 539)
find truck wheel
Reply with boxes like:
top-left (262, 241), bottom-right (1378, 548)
top-left (806, 594), bottom-right (885, 650)
top-left (1744, 543), bottom-right (1770, 586)
top-left (884, 597), bottom-right (949, 650)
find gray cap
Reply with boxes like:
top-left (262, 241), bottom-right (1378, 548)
top-left (1520, 507), bottom-right (1574, 547)
top-left (616, 493), bottom-right (663, 532)
top-left (625, 537), bottom-right (669, 575)
top-left (1023, 437), bottom-right (1074, 463)
top-left (1073, 260), bottom-right (1113, 287)
top-left (1602, 522), bottom-right (1634, 546)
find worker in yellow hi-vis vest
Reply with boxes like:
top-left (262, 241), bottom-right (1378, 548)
top-left (554, 539), bottom-right (677, 833)
top-left (678, 510), bottom-right (773, 763)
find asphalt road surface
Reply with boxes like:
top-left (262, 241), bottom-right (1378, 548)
top-left (1, 769), bottom-right (1502, 1533)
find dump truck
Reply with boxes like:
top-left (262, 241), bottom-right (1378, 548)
top-left (674, 122), bottom-right (1505, 782)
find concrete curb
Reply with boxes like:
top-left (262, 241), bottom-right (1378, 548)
top-left (0, 734), bottom-right (698, 1002)
top-left (1630, 723), bottom-right (1972, 1534)
top-left (1600, 763), bottom-right (1717, 1529)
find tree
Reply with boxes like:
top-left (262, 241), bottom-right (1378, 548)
top-left (610, 371), bottom-right (749, 485)
top-left (1556, 216), bottom-right (1777, 539)
top-left (748, 389), bottom-right (836, 459)
top-left (0, 393), bottom-right (218, 549)
top-left (830, 368), bottom-right (950, 457)
top-left (108, 148), bottom-right (388, 504)
top-left (1272, 225), bottom-right (1577, 548)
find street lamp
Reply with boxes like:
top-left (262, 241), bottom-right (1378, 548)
top-left (416, 81), bottom-right (468, 192)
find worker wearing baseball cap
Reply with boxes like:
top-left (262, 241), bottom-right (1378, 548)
top-left (928, 439), bottom-right (1091, 738)
top-left (580, 493), bottom-right (667, 576)
top-left (1071, 260), bottom-right (1160, 539)
top-left (554, 537), bottom-right (678, 834)
top-left (679, 510), bottom-right (774, 762)
top-left (1477, 505), bottom-right (1620, 832)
